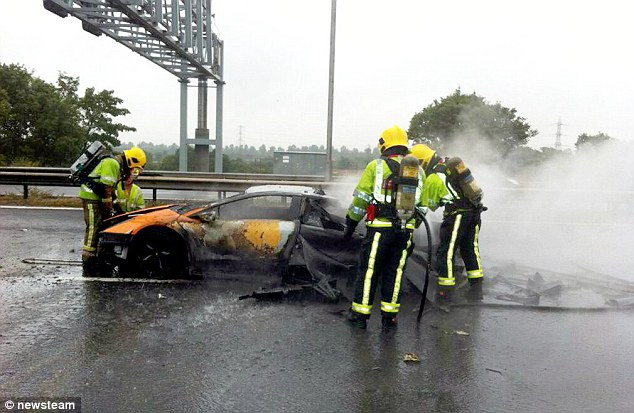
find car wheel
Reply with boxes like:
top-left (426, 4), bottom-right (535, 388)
top-left (124, 228), bottom-right (188, 279)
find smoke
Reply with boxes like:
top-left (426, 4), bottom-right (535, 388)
top-left (328, 135), bottom-right (634, 284)
top-left (440, 133), bottom-right (634, 283)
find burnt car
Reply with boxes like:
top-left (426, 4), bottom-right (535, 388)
top-left (97, 186), bottom-right (434, 299)
top-left (97, 187), bottom-right (361, 294)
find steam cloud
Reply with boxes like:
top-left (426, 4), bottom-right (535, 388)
top-left (443, 134), bottom-right (634, 283)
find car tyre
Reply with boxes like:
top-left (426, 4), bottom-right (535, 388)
top-left (122, 228), bottom-right (188, 279)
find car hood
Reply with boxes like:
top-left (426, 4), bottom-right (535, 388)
top-left (102, 204), bottom-right (187, 235)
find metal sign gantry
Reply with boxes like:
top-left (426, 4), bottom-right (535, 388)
top-left (43, 0), bottom-right (224, 172)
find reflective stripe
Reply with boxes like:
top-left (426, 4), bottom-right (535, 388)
top-left (361, 231), bottom-right (382, 307)
top-left (474, 224), bottom-right (482, 275)
top-left (366, 220), bottom-right (394, 228)
top-left (390, 232), bottom-right (413, 304)
top-left (446, 214), bottom-right (462, 281)
top-left (349, 205), bottom-right (366, 217)
top-left (84, 203), bottom-right (96, 252)
top-left (353, 189), bottom-right (373, 203)
top-left (415, 168), bottom-right (423, 204)
top-left (366, 220), bottom-right (416, 229)
top-left (81, 184), bottom-right (94, 193)
top-left (380, 301), bottom-right (400, 313)
top-left (467, 270), bottom-right (484, 279)
top-left (373, 160), bottom-right (391, 203)
top-left (101, 176), bottom-right (116, 185)
top-left (438, 277), bottom-right (456, 286)
top-left (352, 302), bottom-right (372, 315)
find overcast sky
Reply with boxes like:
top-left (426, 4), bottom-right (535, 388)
top-left (1, 0), bottom-right (633, 150)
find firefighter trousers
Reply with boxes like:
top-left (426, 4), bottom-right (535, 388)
top-left (435, 211), bottom-right (483, 287)
top-left (351, 227), bottom-right (414, 317)
top-left (82, 199), bottom-right (106, 257)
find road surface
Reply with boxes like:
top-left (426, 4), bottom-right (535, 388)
top-left (1, 207), bottom-right (633, 412)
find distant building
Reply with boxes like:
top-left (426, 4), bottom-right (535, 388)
top-left (273, 151), bottom-right (326, 177)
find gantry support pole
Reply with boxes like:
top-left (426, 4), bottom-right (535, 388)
top-left (194, 78), bottom-right (210, 171)
top-left (179, 78), bottom-right (189, 171)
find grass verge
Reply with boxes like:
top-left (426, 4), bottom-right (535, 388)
top-left (0, 188), bottom-right (83, 208)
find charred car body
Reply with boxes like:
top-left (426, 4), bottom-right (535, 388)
top-left (97, 186), bottom-right (433, 299)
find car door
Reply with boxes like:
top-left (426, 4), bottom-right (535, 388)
top-left (186, 194), bottom-right (300, 272)
top-left (294, 197), bottom-right (363, 280)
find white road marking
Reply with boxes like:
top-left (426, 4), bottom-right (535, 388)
top-left (52, 275), bottom-right (195, 283)
top-left (0, 205), bottom-right (82, 211)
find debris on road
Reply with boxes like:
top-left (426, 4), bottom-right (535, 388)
top-left (494, 272), bottom-right (562, 306)
top-left (22, 258), bottom-right (82, 266)
top-left (403, 353), bottom-right (421, 362)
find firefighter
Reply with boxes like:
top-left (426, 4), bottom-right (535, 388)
top-left (410, 143), bottom-right (485, 302)
top-left (79, 146), bottom-right (146, 274)
top-left (113, 167), bottom-right (145, 214)
top-left (344, 125), bottom-right (425, 329)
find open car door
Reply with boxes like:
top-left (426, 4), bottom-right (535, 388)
top-left (291, 197), bottom-right (362, 284)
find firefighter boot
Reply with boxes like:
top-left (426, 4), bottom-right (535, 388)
top-left (82, 251), bottom-right (99, 277)
top-left (465, 278), bottom-right (484, 302)
top-left (381, 312), bottom-right (398, 329)
top-left (346, 310), bottom-right (368, 329)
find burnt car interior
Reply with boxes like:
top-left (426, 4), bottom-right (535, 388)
top-left (199, 194), bottom-right (302, 221)
top-left (301, 198), bottom-right (346, 231)
top-left (98, 190), bottom-right (373, 301)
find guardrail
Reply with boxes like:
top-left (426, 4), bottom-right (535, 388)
top-left (0, 167), bottom-right (341, 201)
top-left (2, 167), bottom-right (633, 213)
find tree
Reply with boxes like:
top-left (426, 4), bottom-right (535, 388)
top-left (575, 132), bottom-right (613, 150)
top-left (57, 73), bottom-right (136, 148)
top-left (0, 88), bottom-right (11, 164)
top-left (408, 89), bottom-right (537, 154)
top-left (0, 64), bottom-right (81, 165)
top-left (0, 64), bottom-right (135, 166)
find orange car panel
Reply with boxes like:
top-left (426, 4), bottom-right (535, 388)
top-left (103, 208), bottom-right (197, 235)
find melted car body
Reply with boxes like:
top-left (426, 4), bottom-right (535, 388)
top-left (98, 189), bottom-right (363, 287)
top-left (97, 187), bottom-right (433, 299)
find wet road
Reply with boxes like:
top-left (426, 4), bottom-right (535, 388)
top-left (1, 207), bottom-right (634, 412)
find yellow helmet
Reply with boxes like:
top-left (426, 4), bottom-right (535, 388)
top-left (378, 125), bottom-right (408, 154)
top-left (410, 143), bottom-right (436, 170)
top-left (123, 147), bottom-right (147, 169)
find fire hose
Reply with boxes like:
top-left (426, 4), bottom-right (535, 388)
top-left (416, 213), bottom-right (432, 323)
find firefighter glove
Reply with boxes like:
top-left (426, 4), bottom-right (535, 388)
top-left (343, 216), bottom-right (359, 241)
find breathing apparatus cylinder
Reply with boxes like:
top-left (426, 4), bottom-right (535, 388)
top-left (69, 141), bottom-right (108, 183)
top-left (395, 154), bottom-right (420, 228)
top-left (445, 157), bottom-right (483, 206)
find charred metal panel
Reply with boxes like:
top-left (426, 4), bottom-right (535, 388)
top-left (179, 219), bottom-right (295, 258)
top-left (293, 225), bottom-right (360, 284)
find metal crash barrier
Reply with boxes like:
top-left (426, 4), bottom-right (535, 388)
top-left (1, 168), bottom-right (633, 214)
top-left (0, 167), bottom-right (341, 201)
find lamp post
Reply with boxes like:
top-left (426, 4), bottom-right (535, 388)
top-left (325, 0), bottom-right (337, 181)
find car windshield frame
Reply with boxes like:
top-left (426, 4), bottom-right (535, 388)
top-left (190, 192), bottom-right (308, 221)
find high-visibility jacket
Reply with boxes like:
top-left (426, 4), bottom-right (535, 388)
top-left (347, 156), bottom-right (425, 230)
top-left (114, 182), bottom-right (145, 213)
top-left (78, 157), bottom-right (121, 201)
